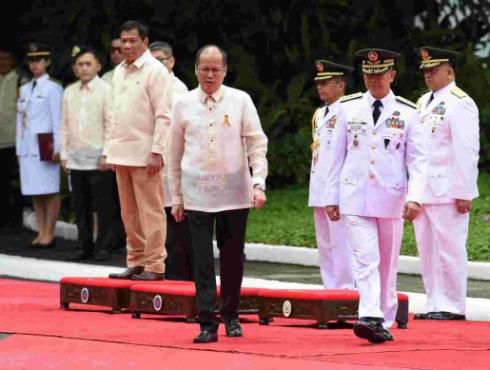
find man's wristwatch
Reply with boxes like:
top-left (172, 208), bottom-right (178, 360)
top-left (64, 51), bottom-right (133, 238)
top-left (253, 183), bottom-right (265, 191)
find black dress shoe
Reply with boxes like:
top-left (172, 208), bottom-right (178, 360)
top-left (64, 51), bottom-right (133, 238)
top-left (69, 250), bottom-right (94, 261)
top-left (131, 270), bottom-right (165, 281)
top-left (382, 329), bottom-right (394, 341)
top-left (426, 311), bottom-right (466, 320)
top-left (414, 313), bottom-right (428, 320)
top-left (327, 320), bottom-right (355, 329)
top-left (108, 266), bottom-right (144, 279)
top-left (353, 317), bottom-right (386, 343)
top-left (193, 330), bottom-right (218, 343)
top-left (224, 319), bottom-right (243, 337)
top-left (93, 250), bottom-right (111, 261)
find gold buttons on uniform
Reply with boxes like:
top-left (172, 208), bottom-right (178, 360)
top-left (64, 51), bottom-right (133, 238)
top-left (371, 144), bottom-right (376, 149)
top-left (372, 132), bottom-right (377, 136)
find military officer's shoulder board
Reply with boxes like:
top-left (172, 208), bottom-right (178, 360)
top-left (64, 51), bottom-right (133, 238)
top-left (311, 106), bottom-right (322, 136)
top-left (48, 77), bottom-right (63, 85)
top-left (340, 92), bottom-right (363, 103)
top-left (416, 90), bottom-right (430, 108)
top-left (416, 96), bottom-right (423, 108)
top-left (450, 86), bottom-right (468, 99)
top-left (396, 96), bottom-right (417, 109)
top-left (312, 106), bottom-right (323, 122)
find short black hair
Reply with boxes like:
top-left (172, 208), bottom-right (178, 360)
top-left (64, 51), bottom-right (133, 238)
top-left (120, 20), bottom-right (149, 39)
top-left (149, 41), bottom-right (173, 55)
top-left (195, 45), bottom-right (227, 66)
top-left (73, 46), bottom-right (101, 64)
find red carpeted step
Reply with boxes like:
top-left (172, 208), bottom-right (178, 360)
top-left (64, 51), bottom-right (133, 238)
top-left (59, 277), bottom-right (193, 313)
top-left (256, 289), bottom-right (409, 329)
top-left (129, 284), bottom-right (261, 320)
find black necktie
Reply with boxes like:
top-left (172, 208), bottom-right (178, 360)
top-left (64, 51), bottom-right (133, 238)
top-left (323, 106), bottom-right (329, 117)
top-left (32, 80), bottom-right (37, 91)
top-left (426, 93), bottom-right (434, 107)
top-left (372, 100), bottom-right (382, 125)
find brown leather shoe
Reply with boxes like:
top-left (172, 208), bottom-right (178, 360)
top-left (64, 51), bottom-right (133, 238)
top-left (131, 270), bottom-right (165, 281)
top-left (108, 266), bottom-right (144, 279)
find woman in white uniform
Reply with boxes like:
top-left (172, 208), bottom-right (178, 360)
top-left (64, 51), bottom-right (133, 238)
top-left (16, 43), bottom-right (63, 248)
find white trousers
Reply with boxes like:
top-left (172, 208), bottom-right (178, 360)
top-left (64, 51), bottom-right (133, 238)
top-left (343, 215), bottom-right (403, 329)
top-left (413, 203), bottom-right (469, 315)
top-left (314, 208), bottom-right (355, 289)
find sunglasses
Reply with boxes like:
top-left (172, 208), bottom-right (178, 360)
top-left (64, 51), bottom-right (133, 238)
top-left (27, 56), bottom-right (47, 62)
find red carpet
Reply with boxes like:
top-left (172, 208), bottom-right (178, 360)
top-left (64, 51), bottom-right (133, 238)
top-left (0, 278), bottom-right (489, 369)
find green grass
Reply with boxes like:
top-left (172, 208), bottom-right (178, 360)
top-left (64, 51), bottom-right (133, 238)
top-left (247, 172), bottom-right (490, 262)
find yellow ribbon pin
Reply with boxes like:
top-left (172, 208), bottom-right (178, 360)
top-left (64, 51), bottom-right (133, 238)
top-left (224, 115), bottom-right (230, 126)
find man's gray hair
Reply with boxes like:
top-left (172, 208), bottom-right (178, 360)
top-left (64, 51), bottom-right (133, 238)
top-left (149, 41), bottom-right (173, 56)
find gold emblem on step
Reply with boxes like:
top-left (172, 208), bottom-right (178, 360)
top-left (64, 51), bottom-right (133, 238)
top-left (282, 300), bottom-right (292, 317)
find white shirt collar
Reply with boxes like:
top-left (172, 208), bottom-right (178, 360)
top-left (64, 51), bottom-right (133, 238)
top-left (198, 85), bottom-right (225, 104)
top-left (124, 49), bottom-right (151, 69)
top-left (327, 98), bottom-right (341, 110)
top-left (366, 89), bottom-right (395, 107)
top-left (80, 75), bottom-right (100, 91)
top-left (34, 73), bottom-right (49, 84)
top-left (433, 81), bottom-right (455, 99)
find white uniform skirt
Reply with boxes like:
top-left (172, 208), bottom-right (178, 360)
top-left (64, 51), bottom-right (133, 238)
top-left (19, 155), bottom-right (60, 195)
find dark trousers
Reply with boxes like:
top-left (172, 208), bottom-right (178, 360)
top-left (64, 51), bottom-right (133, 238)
top-left (110, 173), bottom-right (126, 249)
top-left (0, 147), bottom-right (22, 228)
top-left (70, 169), bottom-right (118, 254)
top-left (186, 208), bottom-right (249, 331)
top-left (164, 207), bottom-right (194, 281)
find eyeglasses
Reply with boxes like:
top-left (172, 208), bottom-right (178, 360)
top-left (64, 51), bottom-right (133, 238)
top-left (156, 56), bottom-right (172, 63)
top-left (197, 67), bottom-right (225, 74)
top-left (110, 47), bottom-right (121, 53)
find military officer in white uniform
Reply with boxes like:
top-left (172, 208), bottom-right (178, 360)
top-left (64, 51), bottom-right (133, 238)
top-left (412, 47), bottom-right (479, 321)
top-left (308, 60), bottom-right (355, 295)
top-left (325, 49), bottom-right (428, 343)
top-left (16, 43), bottom-right (63, 248)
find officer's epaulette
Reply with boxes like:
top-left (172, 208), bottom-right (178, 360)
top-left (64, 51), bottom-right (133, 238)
top-left (340, 92), bottom-right (363, 103)
top-left (416, 96), bottom-right (424, 108)
top-left (311, 107), bottom-right (322, 138)
top-left (451, 86), bottom-right (468, 99)
top-left (48, 77), bottom-right (62, 85)
top-left (396, 96), bottom-right (417, 109)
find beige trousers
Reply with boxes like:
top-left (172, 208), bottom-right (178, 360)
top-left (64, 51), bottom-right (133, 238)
top-left (115, 166), bottom-right (167, 273)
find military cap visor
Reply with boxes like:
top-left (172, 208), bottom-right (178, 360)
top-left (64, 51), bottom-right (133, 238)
top-left (418, 46), bottom-right (460, 69)
top-left (27, 51), bottom-right (50, 57)
top-left (26, 43), bottom-right (50, 58)
top-left (355, 48), bottom-right (400, 74)
top-left (314, 60), bottom-right (353, 81)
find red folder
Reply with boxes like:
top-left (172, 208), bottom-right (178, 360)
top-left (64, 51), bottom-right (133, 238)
top-left (37, 133), bottom-right (54, 161)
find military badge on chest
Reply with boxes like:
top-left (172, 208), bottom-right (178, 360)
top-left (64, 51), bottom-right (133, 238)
top-left (347, 117), bottom-right (366, 149)
top-left (325, 115), bottom-right (336, 129)
top-left (430, 102), bottom-right (445, 134)
top-left (384, 111), bottom-right (405, 130)
top-left (383, 111), bottom-right (405, 150)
